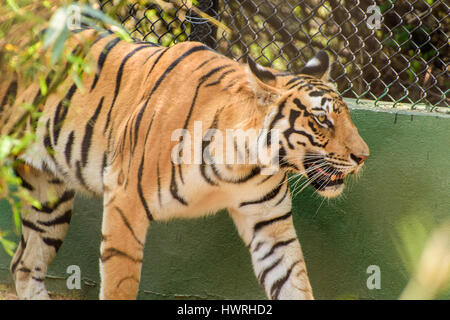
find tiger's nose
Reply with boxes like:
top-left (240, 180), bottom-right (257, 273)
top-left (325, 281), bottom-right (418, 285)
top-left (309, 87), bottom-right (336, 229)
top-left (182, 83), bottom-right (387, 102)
top-left (350, 153), bottom-right (369, 165)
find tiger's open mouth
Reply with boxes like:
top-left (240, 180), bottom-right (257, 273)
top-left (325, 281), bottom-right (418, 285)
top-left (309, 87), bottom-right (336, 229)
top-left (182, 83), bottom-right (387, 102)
top-left (303, 159), bottom-right (347, 191)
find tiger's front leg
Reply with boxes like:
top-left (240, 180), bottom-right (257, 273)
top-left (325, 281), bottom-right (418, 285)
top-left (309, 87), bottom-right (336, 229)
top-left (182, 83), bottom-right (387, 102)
top-left (229, 182), bottom-right (313, 300)
top-left (99, 170), bottom-right (150, 300)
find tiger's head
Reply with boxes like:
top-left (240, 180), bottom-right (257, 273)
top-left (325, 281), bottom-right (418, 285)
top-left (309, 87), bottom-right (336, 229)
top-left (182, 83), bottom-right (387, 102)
top-left (246, 52), bottom-right (369, 198)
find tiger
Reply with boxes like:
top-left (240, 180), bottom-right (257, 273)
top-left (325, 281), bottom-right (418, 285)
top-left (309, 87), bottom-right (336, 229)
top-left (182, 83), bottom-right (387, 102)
top-left (0, 28), bottom-right (369, 300)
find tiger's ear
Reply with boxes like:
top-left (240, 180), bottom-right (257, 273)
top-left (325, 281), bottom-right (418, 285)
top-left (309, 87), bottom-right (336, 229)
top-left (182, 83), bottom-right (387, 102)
top-left (298, 51), bottom-right (330, 82)
top-left (246, 56), bottom-right (281, 107)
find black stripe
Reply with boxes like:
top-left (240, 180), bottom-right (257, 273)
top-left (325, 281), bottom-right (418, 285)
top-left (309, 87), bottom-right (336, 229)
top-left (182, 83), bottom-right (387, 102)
top-left (81, 97), bottom-right (104, 166)
top-left (321, 97), bottom-right (331, 106)
top-left (64, 131), bottom-right (75, 167)
top-left (114, 206), bottom-right (144, 247)
top-left (292, 129), bottom-right (326, 148)
top-left (285, 77), bottom-right (301, 86)
top-left (101, 152), bottom-right (108, 185)
top-left (210, 164), bottom-right (261, 184)
top-left (101, 248), bottom-right (142, 263)
top-left (43, 120), bottom-right (53, 155)
top-left (253, 241), bottom-right (266, 252)
top-left (127, 114), bottom-right (135, 159)
top-left (258, 174), bottom-right (275, 185)
top-left (204, 69), bottom-right (237, 87)
top-left (0, 80), bottom-right (18, 114)
top-left (309, 90), bottom-right (326, 97)
top-left (143, 47), bottom-right (170, 84)
top-left (182, 64), bottom-right (231, 130)
top-left (53, 84), bottom-right (77, 145)
top-left (307, 120), bottom-right (318, 133)
top-left (199, 110), bottom-right (222, 186)
top-left (278, 146), bottom-right (298, 171)
top-left (287, 80), bottom-right (303, 90)
top-left (103, 45), bottom-right (154, 133)
top-left (22, 219), bottom-right (45, 233)
top-left (11, 236), bottom-right (26, 273)
top-left (239, 176), bottom-right (285, 207)
top-left (200, 164), bottom-right (217, 186)
top-left (37, 210), bottom-right (72, 226)
top-left (283, 109), bottom-right (302, 149)
top-left (90, 37), bottom-right (121, 91)
top-left (137, 114), bottom-right (155, 219)
top-left (32, 72), bottom-right (54, 108)
top-left (293, 98), bottom-right (311, 116)
top-left (194, 56), bottom-right (219, 71)
top-left (76, 160), bottom-right (90, 190)
top-left (133, 100), bottom-right (148, 153)
top-left (259, 238), bottom-right (296, 261)
top-left (116, 276), bottom-right (139, 289)
top-left (48, 178), bottom-right (64, 184)
top-left (19, 177), bottom-right (34, 191)
top-left (34, 190), bottom-right (75, 213)
top-left (14, 170), bottom-right (34, 191)
top-left (119, 118), bottom-right (132, 175)
top-left (258, 256), bottom-right (283, 288)
top-left (173, 63), bottom-right (230, 189)
top-left (143, 45), bottom-right (212, 121)
top-left (142, 48), bottom-right (164, 66)
top-left (270, 260), bottom-right (300, 300)
top-left (157, 160), bottom-right (162, 206)
top-left (133, 46), bottom-right (211, 149)
top-left (17, 267), bottom-right (31, 273)
top-left (274, 183), bottom-right (289, 206)
top-left (297, 83), bottom-right (313, 91)
top-left (42, 237), bottom-right (63, 251)
top-left (90, 30), bottom-right (114, 47)
top-left (32, 277), bottom-right (44, 282)
top-left (170, 164), bottom-right (188, 205)
top-left (254, 212), bottom-right (292, 233)
top-left (268, 98), bottom-right (288, 134)
top-left (118, 115), bottom-right (131, 156)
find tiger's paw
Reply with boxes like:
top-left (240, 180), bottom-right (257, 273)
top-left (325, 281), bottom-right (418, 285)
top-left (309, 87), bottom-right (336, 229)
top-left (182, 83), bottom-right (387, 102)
top-left (15, 280), bottom-right (51, 300)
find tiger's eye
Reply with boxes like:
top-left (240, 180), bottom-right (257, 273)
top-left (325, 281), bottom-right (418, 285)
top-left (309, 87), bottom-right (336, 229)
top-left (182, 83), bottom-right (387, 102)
top-left (317, 115), bottom-right (327, 123)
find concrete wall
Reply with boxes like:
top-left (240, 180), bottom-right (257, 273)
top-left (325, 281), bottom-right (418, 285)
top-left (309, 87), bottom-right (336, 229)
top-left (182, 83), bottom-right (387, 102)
top-left (1, 103), bottom-right (449, 299)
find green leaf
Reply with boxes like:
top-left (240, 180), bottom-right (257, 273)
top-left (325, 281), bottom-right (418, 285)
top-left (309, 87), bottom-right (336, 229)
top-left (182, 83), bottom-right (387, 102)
top-left (0, 136), bottom-right (14, 160)
top-left (6, 0), bottom-right (20, 13)
top-left (13, 209), bottom-right (21, 234)
top-left (39, 74), bottom-right (48, 97)
top-left (80, 5), bottom-right (132, 42)
top-left (50, 27), bottom-right (69, 65)
top-left (43, 8), bottom-right (68, 49)
top-left (0, 236), bottom-right (17, 257)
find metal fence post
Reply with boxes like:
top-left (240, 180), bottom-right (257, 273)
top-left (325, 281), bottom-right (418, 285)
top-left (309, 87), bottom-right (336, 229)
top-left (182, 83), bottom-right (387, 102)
top-left (187, 0), bottom-right (219, 48)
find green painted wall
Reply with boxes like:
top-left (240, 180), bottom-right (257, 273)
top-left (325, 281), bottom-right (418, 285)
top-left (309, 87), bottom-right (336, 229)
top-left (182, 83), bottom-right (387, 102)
top-left (1, 106), bottom-right (449, 300)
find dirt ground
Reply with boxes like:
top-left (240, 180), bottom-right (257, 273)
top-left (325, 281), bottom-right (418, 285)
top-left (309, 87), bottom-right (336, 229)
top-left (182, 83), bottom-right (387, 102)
top-left (0, 285), bottom-right (18, 300)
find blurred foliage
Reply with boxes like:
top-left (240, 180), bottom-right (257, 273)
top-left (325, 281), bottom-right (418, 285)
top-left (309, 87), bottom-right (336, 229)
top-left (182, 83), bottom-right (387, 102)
top-left (394, 217), bottom-right (450, 299)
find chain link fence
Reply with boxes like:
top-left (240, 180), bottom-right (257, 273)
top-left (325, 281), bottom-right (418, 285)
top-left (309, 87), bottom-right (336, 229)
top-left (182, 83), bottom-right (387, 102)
top-left (97, 0), bottom-right (449, 110)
